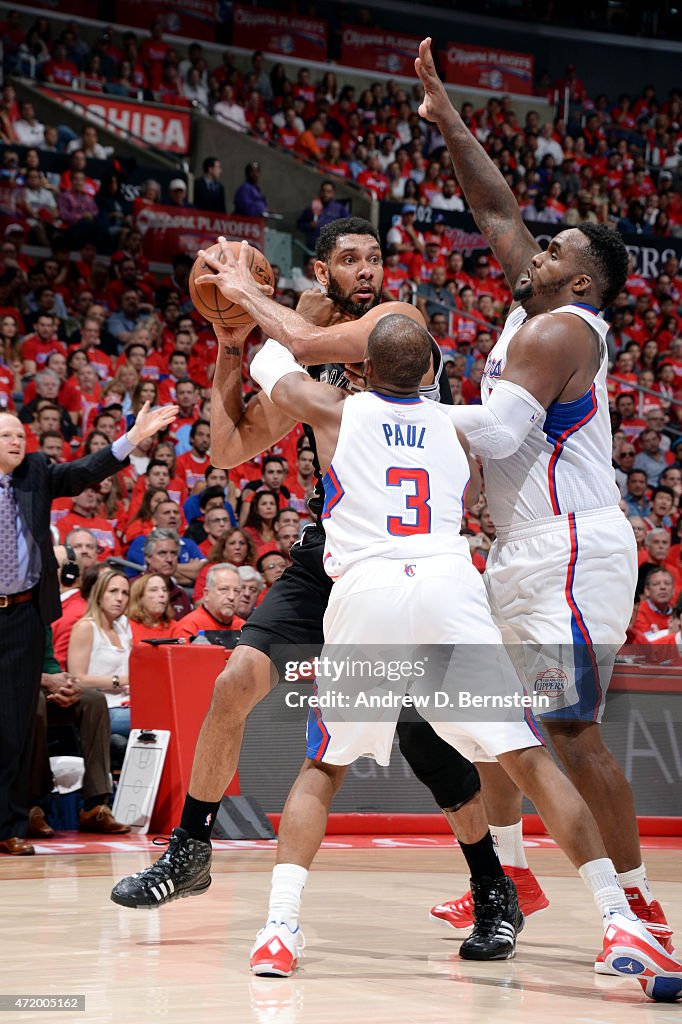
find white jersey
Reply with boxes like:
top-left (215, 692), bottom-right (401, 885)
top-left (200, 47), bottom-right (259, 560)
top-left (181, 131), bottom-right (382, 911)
top-left (481, 303), bottom-right (621, 530)
top-left (322, 391), bottom-right (471, 578)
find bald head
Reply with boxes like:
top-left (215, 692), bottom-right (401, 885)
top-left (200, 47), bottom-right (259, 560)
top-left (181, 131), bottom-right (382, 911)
top-left (366, 314), bottom-right (432, 392)
top-left (0, 413), bottom-right (26, 473)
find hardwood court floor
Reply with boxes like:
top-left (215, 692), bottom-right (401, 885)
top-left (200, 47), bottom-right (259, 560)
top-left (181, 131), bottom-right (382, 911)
top-left (1, 842), bottom-right (680, 1024)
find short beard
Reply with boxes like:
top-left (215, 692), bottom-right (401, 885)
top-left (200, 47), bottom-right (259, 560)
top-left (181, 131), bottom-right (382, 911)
top-left (326, 271), bottom-right (381, 319)
top-left (513, 273), bottom-right (575, 305)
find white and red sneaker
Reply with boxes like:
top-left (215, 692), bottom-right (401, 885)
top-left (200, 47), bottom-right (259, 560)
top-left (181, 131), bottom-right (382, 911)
top-left (601, 912), bottom-right (682, 1001)
top-left (250, 921), bottom-right (305, 977)
top-left (430, 867), bottom-right (549, 930)
top-left (594, 889), bottom-right (674, 975)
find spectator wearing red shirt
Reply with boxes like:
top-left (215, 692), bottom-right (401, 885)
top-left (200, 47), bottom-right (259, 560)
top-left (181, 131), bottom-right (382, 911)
top-left (75, 317), bottom-right (113, 382)
top-left (634, 566), bottom-right (676, 637)
top-left (319, 139), bottom-right (351, 179)
top-left (615, 392), bottom-right (647, 441)
top-left (57, 485), bottom-right (120, 559)
top-left (175, 420), bottom-right (211, 492)
top-left (411, 240), bottom-right (447, 284)
top-left (385, 205), bottom-right (425, 256)
top-left (59, 152), bottom-right (98, 198)
top-left (356, 155), bottom-right (390, 200)
top-left (157, 352), bottom-right (190, 405)
top-left (22, 350), bottom-right (80, 422)
top-left (461, 358), bottom-right (486, 405)
top-left (197, 506), bottom-right (233, 558)
top-left (172, 564), bottom-right (245, 639)
top-left (139, 20), bottom-right (171, 89)
top-left (22, 313), bottom-right (66, 375)
top-left (43, 43), bottom-right (78, 86)
top-left (167, 379), bottom-right (201, 443)
top-left (381, 247), bottom-right (409, 301)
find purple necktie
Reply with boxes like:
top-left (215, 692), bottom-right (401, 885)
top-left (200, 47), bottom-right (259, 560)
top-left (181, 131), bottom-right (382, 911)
top-left (0, 476), bottom-right (19, 590)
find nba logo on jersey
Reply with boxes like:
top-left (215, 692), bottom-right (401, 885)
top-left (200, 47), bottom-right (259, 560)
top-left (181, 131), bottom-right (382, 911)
top-left (404, 563), bottom-right (416, 576)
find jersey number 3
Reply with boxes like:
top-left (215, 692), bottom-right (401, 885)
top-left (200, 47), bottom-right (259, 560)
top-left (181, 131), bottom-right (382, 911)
top-left (386, 468), bottom-right (432, 536)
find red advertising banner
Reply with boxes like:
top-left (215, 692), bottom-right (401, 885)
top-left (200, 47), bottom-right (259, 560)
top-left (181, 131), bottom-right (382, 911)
top-left (340, 25), bottom-right (422, 76)
top-left (445, 41), bottom-right (534, 95)
top-left (232, 5), bottom-right (327, 61)
top-left (134, 201), bottom-right (265, 263)
top-left (40, 89), bottom-right (191, 155)
top-left (115, 0), bottom-right (217, 42)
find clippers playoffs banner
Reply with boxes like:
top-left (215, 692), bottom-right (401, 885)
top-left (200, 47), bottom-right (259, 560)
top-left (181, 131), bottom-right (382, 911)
top-left (445, 41), bottom-right (534, 95)
top-left (115, 0), bottom-right (217, 41)
top-left (40, 89), bottom-right (190, 155)
top-left (232, 5), bottom-right (327, 61)
top-left (341, 25), bottom-right (423, 76)
top-left (134, 201), bottom-right (265, 263)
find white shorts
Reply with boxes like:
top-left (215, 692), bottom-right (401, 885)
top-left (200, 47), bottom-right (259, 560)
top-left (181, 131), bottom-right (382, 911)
top-left (484, 506), bottom-right (637, 722)
top-left (306, 554), bottom-right (543, 767)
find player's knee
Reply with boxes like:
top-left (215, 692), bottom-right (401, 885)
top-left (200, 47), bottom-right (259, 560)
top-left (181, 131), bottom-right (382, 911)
top-left (397, 720), bottom-right (480, 809)
top-left (304, 758), bottom-right (347, 794)
top-left (210, 659), bottom-right (269, 720)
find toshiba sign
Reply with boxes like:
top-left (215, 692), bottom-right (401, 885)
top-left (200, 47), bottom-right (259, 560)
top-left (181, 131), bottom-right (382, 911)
top-left (40, 88), bottom-right (191, 154)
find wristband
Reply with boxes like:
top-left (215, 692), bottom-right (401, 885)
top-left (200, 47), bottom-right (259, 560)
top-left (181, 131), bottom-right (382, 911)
top-left (250, 338), bottom-right (307, 399)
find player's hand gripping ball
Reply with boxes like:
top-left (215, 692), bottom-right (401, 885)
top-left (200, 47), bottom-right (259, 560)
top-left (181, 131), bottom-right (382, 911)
top-left (189, 240), bottom-right (274, 326)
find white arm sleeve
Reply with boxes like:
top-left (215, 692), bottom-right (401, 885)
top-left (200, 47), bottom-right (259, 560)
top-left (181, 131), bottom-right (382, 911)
top-left (250, 338), bottom-right (307, 399)
top-left (446, 379), bottom-right (546, 459)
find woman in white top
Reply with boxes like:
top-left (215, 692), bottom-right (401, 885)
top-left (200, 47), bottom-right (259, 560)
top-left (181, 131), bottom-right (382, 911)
top-left (67, 570), bottom-right (132, 738)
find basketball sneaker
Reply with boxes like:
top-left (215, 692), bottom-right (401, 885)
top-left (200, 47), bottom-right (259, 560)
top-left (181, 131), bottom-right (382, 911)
top-left (110, 828), bottom-right (212, 908)
top-left (601, 911), bottom-right (682, 1000)
top-left (250, 921), bottom-right (305, 977)
top-left (459, 876), bottom-right (524, 961)
top-left (594, 888), bottom-right (674, 974)
top-left (430, 866), bottom-right (548, 930)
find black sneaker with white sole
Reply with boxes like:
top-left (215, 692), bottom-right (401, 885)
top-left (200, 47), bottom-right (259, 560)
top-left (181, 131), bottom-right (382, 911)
top-left (110, 827), bottom-right (212, 909)
top-left (458, 875), bottom-right (524, 960)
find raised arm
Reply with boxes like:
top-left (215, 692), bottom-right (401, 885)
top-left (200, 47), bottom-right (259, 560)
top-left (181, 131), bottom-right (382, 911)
top-left (415, 38), bottom-right (540, 291)
top-left (197, 239), bottom-right (426, 364)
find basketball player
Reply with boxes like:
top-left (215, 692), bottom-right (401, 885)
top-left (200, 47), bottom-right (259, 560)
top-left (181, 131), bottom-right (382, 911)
top-left (112, 221), bottom-right (520, 962)
top-left (411, 37), bottom-right (675, 992)
top-left (241, 315), bottom-right (681, 995)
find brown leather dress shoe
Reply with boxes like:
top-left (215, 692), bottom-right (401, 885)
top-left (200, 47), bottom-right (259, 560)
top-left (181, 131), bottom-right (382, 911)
top-left (28, 806), bottom-right (55, 838)
top-left (0, 837), bottom-right (35, 855)
top-left (78, 805), bottom-right (131, 834)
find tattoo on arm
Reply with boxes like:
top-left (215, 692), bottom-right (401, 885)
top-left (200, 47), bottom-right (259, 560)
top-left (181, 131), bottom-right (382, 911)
top-left (222, 345), bottom-right (241, 357)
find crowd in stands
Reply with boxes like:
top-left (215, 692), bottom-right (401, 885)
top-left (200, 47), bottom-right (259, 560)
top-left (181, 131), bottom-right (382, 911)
top-left (1, 10), bottom-right (682, 838)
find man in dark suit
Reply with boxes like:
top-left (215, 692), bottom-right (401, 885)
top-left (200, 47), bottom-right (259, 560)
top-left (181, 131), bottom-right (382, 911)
top-left (0, 400), bottom-right (177, 854)
top-left (193, 156), bottom-right (226, 213)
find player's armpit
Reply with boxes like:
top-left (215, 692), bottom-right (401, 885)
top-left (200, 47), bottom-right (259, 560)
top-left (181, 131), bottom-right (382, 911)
top-left (501, 312), bottom-right (594, 407)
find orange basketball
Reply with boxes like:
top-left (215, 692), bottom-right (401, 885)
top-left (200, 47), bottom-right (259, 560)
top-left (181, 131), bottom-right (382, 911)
top-left (188, 240), bottom-right (274, 327)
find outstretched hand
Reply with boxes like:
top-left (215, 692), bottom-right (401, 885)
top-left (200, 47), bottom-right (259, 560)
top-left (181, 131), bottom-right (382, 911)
top-left (195, 237), bottom-right (274, 305)
top-left (127, 401), bottom-right (178, 446)
top-left (415, 37), bottom-right (455, 126)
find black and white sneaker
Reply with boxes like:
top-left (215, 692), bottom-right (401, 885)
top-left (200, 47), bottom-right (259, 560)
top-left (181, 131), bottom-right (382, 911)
top-left (110, 827), bottom-right (212, 909)
top-left (458, 875), bottom-right (524, 960)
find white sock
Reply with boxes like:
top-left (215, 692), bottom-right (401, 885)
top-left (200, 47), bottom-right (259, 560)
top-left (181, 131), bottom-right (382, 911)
top-left (490, 822), bottom-right (528, 869)
top-left (578, 858), bottom-right (635, 921)
top-left (266, 863), bottom-right (308, 930)
top-left (618, 864), bottom-right (654, 904)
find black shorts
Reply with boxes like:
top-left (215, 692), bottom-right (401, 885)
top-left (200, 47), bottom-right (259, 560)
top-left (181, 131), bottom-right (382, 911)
top-left (238, 523), bottom-right (332, 677)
